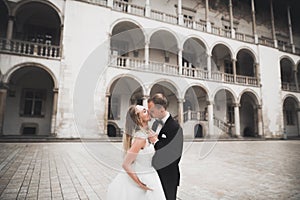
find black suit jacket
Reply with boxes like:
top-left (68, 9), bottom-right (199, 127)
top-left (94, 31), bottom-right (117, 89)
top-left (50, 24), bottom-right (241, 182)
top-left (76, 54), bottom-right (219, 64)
top-left (152, 115), bottom-right (183, 187)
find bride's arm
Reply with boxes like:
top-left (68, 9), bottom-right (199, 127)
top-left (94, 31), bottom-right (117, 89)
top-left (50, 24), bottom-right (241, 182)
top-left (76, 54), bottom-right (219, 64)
top-left (122, 138), bottom-right (152, 191)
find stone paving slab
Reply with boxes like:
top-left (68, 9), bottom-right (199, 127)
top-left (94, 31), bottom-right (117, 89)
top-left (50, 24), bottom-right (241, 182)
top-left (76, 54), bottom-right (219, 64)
top-left (0, 140), bottom-right (299, 199)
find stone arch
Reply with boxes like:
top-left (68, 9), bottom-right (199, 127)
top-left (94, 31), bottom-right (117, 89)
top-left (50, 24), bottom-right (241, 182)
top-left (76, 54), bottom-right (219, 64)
top-left (239, 91), bottom-right (260, 137)
top-left (211, 43), bottom-right (234, 73)
top-left (12, 0), bottom-right (63, 23)
top-left (182, 37), bottom-right (208, 71)
top-left (3, 64), bottom-right (56, 135)
top-left (236, 48), bottom-right (257, 77)
top-left (12, 0), bottom-right (62, 45)
top-left (3, 62), bottom-right (58, 88)
top-left (283, 96), bottom-right (300, 137)
top-left (110, 20), bottom-right (146, 57)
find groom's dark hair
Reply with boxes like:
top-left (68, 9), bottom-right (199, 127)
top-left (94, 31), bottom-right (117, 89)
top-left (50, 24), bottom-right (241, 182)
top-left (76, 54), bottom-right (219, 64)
top-left (148, 93), bottom-right (168, 110)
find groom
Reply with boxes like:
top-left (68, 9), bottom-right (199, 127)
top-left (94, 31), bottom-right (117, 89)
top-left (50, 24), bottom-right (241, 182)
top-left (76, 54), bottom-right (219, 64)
top-left (148, 93), bottom-right (183, 200)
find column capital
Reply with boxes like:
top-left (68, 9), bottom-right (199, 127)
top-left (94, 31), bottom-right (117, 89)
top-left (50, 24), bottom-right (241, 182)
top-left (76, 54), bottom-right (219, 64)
top-left (207, 100), bottom-right (214, 105)
top-left (257, 104), bottom-right (262, 109)
top-left (177, 98), bottom-right (185, 103)
top-left (105, 92), bottom-right (111, 97)
top-left (231, 58), bottom-right (237, 62)
top-left (53, 88), bottom-right (59, 93)
top-left (233, 103), bottom-right (240, 107)
top-left (178, 47), bottom-right (183, 52)
top-left (206, 51), bottom-right (212, 57)
top-left (0, 82), bottom-right (9, 90)
top-left (142, 95), bottom-right (149, 100)
top-left (8, 15), bottom-right (15, 21)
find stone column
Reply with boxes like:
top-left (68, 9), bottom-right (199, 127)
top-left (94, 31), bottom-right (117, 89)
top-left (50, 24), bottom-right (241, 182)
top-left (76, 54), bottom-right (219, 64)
top-left (205, 0), bottom-right (211, 32)
top-left (234, 103), bottom-right (240, 137)
top-left (293, 66), bottom-right (299, 91)
top-left (229, 0), bottom-right (235, 38)
top-left (255, 62), bottom-right (260, 85)
top-left (177, 98), bottom-right (184, 127)
top-left (207, 53), bottom-right (211, 79)
top-left (145, 0), bottom-right (151, 17)
top-left (207, 101), bottom-right (214, 136)
top-left (104, 93), bottom-right (110, 135)
top-left (297, 109), bottom-right (300, 137)
top-left (232, 58), bottom-right (237, 83)
top-left (107, 0), bottom-right (113, 8)
top-left (178, 48), bottom-right (183, 75)
top-left (257, 105), bottom-right (263, 137)
top-left (0, 88), bottom-right (7, 135)
top-left (144, 41), bottom-right (149, 69)
top-left (287, 6), bottom-right (295, 53)
top-left (270, 0), bottom-right (277, 47)
top-left (142, 95), bottom-right (149, 107)
top-left (6, 16), bottom-right (14, 41)
top-left (50, 88), bottom-right (59, 135)
top-left (178, 0), bottom-right (183, 25)
top-left (251, 0), bottom-right (258, 43)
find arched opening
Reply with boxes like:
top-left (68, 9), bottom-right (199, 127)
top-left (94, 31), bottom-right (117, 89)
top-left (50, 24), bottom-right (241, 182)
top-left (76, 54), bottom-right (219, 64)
top-left (3, 66), bottom-right (55, 135)
top-left (107, 123), bottom-right (121, 137)
top-left (213, 89), bottom-right (235, 136)
top-left (283, 97), bottom-right (299, 137)
top-left (184, 86), bottom-right (208, 122)
top-left (240, 92), bottom-right (259, 137)
top-left (14, 2), bottom-right (61, 45)
top-left (194, 124), bottom-right (203, 138)
top-left (280, 58), bottom-right (295, 91)
top-left (107, 76), bottom-right (143, 136)
top-left (211, 44), bottom-right (232, 74)
top-left (149, 30), bottom-right (178, 65)
top-left (111, 21), bottom-right (145, 63)
top-left (182, 37), bottom-right (207, 76)
top-left (236, 49), bottom-right (255, 77)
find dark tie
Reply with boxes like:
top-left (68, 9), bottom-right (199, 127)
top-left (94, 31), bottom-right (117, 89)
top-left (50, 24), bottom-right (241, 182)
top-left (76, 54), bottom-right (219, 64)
top-left (156, 119), bottom-right (164, 126)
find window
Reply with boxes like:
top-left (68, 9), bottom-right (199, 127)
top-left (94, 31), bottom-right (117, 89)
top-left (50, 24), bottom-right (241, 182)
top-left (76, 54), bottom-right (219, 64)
top-left (20, 89), bottom-right (46, 117)
top-left (224, 60), bottom-right (233, 74)
top-left (285, 110), bottom-right (294, 125)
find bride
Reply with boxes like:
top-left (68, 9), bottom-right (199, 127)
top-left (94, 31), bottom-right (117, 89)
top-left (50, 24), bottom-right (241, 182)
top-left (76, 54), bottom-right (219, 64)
top-left (107, 105), bottom-right (166, 200)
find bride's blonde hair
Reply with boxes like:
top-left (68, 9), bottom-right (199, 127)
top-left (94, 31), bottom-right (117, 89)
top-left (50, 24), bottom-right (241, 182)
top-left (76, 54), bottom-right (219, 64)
top-left (123, 105), bottom-right (143, 152)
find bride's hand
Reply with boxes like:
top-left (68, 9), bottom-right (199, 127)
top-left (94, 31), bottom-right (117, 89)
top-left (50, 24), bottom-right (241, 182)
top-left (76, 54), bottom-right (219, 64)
top-left (139, 182), bottom-right (153, 191)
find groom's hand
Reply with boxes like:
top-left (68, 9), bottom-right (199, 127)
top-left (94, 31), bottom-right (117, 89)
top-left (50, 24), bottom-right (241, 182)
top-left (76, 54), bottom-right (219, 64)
top-left (148, 130), bottom-right (159, 144)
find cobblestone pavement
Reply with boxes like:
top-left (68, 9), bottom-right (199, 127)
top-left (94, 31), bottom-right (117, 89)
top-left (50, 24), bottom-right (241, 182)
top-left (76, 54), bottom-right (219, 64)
top-left (0, 140), bottom-right (299, 200)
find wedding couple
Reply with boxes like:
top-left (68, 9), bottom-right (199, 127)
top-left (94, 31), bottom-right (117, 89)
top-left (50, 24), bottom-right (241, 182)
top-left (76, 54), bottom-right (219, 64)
top-left (107, 93), bottom-right (184, 200)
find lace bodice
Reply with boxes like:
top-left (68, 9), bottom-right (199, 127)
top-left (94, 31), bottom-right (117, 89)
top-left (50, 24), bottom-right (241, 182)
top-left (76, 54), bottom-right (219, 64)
top-left (132, 130), bottom-right (155, 173)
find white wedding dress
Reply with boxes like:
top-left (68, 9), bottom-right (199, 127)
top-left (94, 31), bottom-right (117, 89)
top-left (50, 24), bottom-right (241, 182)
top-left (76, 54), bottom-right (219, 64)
top-left (107, 131), bottom-right (166, 200)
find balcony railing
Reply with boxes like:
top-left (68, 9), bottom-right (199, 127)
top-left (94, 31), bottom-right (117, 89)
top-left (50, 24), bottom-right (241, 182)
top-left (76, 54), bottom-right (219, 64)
top-left (0, 38), bottom-right (61, 59)
top-left (258, 37), bottom-right (274, 48)
top-left (113, 1), bottom-right (144, 16)
top-left (183, 110), bottom-right (206, 123)
top-left (211, 72), bottom-right (235, 83)
top-left (211, 26), bottom-right (231, 38)
top-left (182, 66), bottom-right (209, 80)
top-left (110, 55), bottom-right (259, 86)
top-left (150, 9), bottom-right (177, 24)
top-left (75, 0), bottom-right (300, 56)
top-left (282, 82), bottom-right (299, 92)
top-left (148, 61), bottom-right (179, 75)
top-left (236, 75), bottom-right (258, 86)
top-left (236, 32), bottom-right (255, 43)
